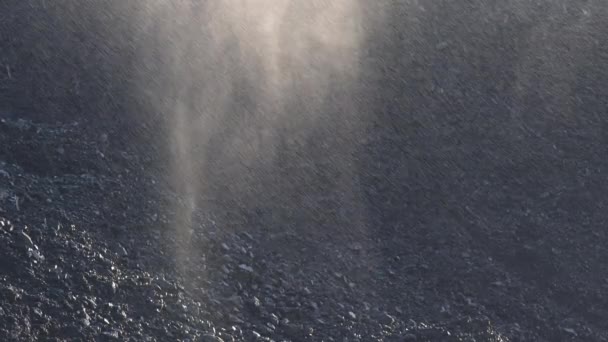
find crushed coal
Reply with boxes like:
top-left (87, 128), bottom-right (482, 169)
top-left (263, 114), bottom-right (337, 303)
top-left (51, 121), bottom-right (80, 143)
top-left (2, 1), bottom-right (608, 341)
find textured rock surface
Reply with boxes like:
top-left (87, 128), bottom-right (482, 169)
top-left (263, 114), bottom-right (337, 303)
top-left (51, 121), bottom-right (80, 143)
top-left (2, 1), bottom-right (608, 341)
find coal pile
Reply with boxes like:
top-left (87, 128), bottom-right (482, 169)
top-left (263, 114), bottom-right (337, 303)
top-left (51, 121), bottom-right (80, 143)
top-left (0, 118), bottom-right (514, 341)
top-left (0, 118), bottom-right (605, 341)
top-left (3, 1), bottom-right (608, 341)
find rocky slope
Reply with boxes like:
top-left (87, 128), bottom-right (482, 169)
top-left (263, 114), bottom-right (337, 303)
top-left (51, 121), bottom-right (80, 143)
top-left (0, 117), bottom-right (515, 341)
top-left (3, 1), bottom-right (608, 341)
top-left (1, 117), bottom-right (605, 341)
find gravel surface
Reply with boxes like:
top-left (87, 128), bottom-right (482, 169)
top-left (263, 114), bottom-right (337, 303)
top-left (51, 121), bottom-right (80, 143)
top-left (2, 1), bottom-right (608, 341)
top-left (1, 117), bottom-right (605, 341)
top-left (0, 118), bottom-right (515, 341)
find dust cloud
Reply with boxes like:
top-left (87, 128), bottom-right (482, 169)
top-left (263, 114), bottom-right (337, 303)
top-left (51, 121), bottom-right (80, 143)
top-left (132, 1), bottom-right (383, 271)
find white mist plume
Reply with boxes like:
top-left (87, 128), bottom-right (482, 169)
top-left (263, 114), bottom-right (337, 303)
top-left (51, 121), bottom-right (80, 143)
top-left (133, 0), bottom-right (376, 270)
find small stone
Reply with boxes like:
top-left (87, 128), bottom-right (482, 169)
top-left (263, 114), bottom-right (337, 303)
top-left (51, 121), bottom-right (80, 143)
top-left (238, 264), bottom-right (254, 273)
top-left (102, 330), bottom-right (120, 339)
top-left (363, 302), bottom-right (371, 311)
top-left (562, 327), bottom-right (577, 336)
top-left (6, 286), bottom-right (21, 302)
top-left (269, 313), bottom-right (280, 325)
top-left (81, 307), bottom-right (91, 319)
top-left (228, 314), bottom-right (244, 324)
top-left (20, 231), bottom-right (34, 247)
top-left (251, 296), bottom-right (262, 309)
top-left (201, 334), bottom-right (224, 342)
top-left (27, 248), bottom-right (44, 262)
top-left (380, 312), bottom-right (396, 326)
top-left (309, 302), bottom-right (319, 311)
top-left (402, 333), bottom-right (417, 341)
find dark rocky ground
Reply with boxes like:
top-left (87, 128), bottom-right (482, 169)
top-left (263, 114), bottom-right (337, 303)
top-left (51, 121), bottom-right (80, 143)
top-left (2, 1), bottom-right (608, 341)
top-left (0, 118), bottom-right (515, 341)
top-left (0, 118), bottom-right (521, 341)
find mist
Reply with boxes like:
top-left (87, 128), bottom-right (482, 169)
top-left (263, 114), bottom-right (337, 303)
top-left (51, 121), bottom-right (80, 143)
top-left (129, 1), bottom-right (384, 272)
